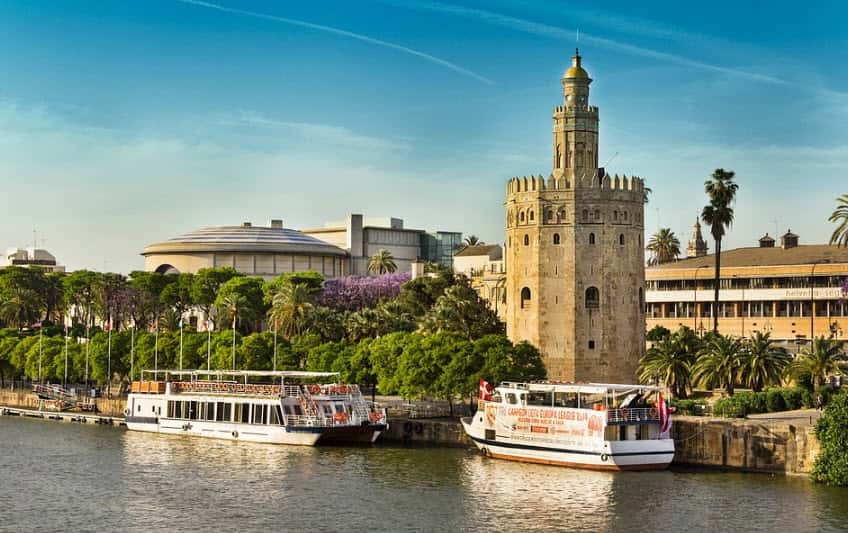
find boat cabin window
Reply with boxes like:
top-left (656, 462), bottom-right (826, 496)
top-left (270, 406), bottom-right (282, 425)
top-left (292, 405), bottom-right (304, 416)
top-left (253, 404), bottom-right (268, 425)
top-left (490, 393), bottom-right (502, 403)
top-left (579, 393), bottom-right (606, 410)
top-left (216, 402), bottom-right (231, 422)
top-left (554, 392), bottom-right (578, 408)
top-left (526, 391), bottom-right (553, 406)
top-left (188, 401), bottom-right (198, 420)
top-left (283, 405), bottom-right (293, 415)
top-left (505, 393), bottom-right (518, 405)
top-left (322, 404), bottom-right (333, 415)
top-left (236, 403), bottom-right (251, 424)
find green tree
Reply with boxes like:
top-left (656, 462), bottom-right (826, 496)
top-left (811, 392), bottom-right (848, 486)
top-left (160, 272), bottom-right (195, 315)
top-left (64, 270), bottom-right (100, 329)
top-left (739, 331), bottom-right (791, 392)
top-left (344, 301), bottom-right (415, 342)
top-left (481, 337), bottom-right (547, 385)
top-left (128, 271), bottom-right (172, 330)
top-left (369, 331), bottom-right (415, 395)
top-left (238, 332), bottom-right (274, 370)
top-left (303, 306), bottom-right (346, 343)
top-left (264, 271), bottom-right (324, 302)
top-left (701, 168), bottom-right (739, 333)
top-left (268, 283), bottom-right (315, 340)
top-left (421, 281), bottom-right (504, 339)
top-left (43, 272), bottom-right (66, 324)
top-left (828, 193), bottom-right (848, 247)
top-left (692, 334), bottom-right (743, 395)
top-left (639, 331), bottom-right (698, 398)
top-left (646, 324), bottom-right (672, 343)
top-left (794, 336), bottom-right (847, 387)
top-left (646, 228), bottom-right (681, 265)
top-left (396, 270), bottom-right (454, 317)
top-left (368, 249), bottom-right (397, 275)
top-left (190, 267), bottom-right (242, 323)
top-left (463, 235), bottom-right (482, 246)
top-left (0, 286), bottom-right (42, 328)
top-left (215, 276), bottom-right (266, 334)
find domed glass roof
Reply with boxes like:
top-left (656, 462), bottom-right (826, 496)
top-left (143, 225), bottom-right (347, 256)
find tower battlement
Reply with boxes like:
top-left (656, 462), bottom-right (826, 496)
top-left (553, 104), bottom-right (598, 115)
top-left (507, 173), bottom-right (644, 197)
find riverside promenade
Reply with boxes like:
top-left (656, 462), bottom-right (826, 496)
top-left (0, 388), bottom-right (820, 476)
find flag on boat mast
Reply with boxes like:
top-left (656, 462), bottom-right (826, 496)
top-left (658, 392), bottom-right (671, 436)
top-left (479, 378), bottom-right (493, 401)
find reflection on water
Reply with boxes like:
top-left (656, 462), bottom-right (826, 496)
top-left (2, 417), bottom-right (847, 532)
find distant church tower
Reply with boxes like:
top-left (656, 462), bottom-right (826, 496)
top-left (687, 218), bottom-right (708, 258)
top-left (505, 50), bottom-right (646, 383)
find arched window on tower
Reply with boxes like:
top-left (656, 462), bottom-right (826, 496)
top-left (555, 145), bottom-right (562, 169)
top-left (519, 211), bottom-right (525, 224)
top-left (582, 209), bottom-right (589, 222)
top-left (523, 234), bottom-right (530, 246)
top-left (529, 210), bottom-right (535, 222)
top-left (594, 209), bottom-right (601, 221)
top-left (589, 233), bottom-right (596, 245)
top-left (624, 211), bottom-right (629, 221)
top-left (546, 210), bottom-right (554, 223)
top-left (520, 287), bottom-right (532, 309)
top-left (619, 234), bottom-right (625, 246)
top-left (585, 287), bottom-right (600, 309)
top-left (553, 233), bottom-right (561, 245)
top-left (558, 208), bottom-right (566, 223)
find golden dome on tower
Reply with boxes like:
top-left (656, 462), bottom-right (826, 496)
top-left (564, 48), bottom-right (590, 79)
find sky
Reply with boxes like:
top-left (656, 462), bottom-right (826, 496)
top-left (1, 0), bottom-right (847, 273)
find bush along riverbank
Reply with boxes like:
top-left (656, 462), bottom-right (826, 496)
top-left (811, 391), bottom-right (848, 487)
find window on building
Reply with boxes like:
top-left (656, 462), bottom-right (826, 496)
top-left (613, 211), bottom-right (618, 221)
top-left (547, 210), bottom-right (554, 223)
top-left (619, 234), bottom-right (625, 246)
top-left (585, 287), bottom-right (600, 309)
top-left (588, 340), bottom-right (595, 350)
top-left (594, 209), bottom-right (601, 221)
top-left (582, 209), bottom-right (589, 222)
top-left (624, 211), bottom-right (629, 221)
top-left (529, 210), bottom-right (535, 222)
top-left (553, 233), bottom-right (561, 245)
top-left (523, 234), bottom-right (530, 246)
top-left (589, 233), bottom-right (596, 245)
top-left (520, 287), bottom-right (531, 309)
top-left (519, 211), bottom-right (525, 223)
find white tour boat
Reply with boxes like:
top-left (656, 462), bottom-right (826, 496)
top-left (125, 370), bottom-right (387, 446)
top-left (461, 381), bottom-right (674, 471)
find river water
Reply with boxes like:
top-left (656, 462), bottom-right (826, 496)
top-left (1, 417), bottom-right (846, 532)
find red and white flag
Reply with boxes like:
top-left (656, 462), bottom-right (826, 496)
top-left (479, 378), bottom-right (493, 401)
top-left (658, 392), bottom-right (671, 435)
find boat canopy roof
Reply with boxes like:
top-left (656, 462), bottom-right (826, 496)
top-left (139, 369), bottom-right (339, 380)
top-left (498, 381), bottom-right (662, 394)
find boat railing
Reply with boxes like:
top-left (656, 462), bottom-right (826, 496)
top-left (606, 407), bottom-right (659, 425)
top-left (169, 382), bottom-right (282, 395)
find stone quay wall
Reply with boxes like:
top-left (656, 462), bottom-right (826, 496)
top-left (671, 416), bottom-right (820, 475)
top-left (0, 389), bottom-right (127, 417)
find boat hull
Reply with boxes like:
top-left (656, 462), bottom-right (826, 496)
top-left (316, 423), bottom-right (387, 445)
top-left (461, 418), bottom-right (674, 471)
top-left (126, 417), bottom-right (324, 446)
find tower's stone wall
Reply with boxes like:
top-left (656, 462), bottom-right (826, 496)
top-left (505, 51), bottom-right (646, 383)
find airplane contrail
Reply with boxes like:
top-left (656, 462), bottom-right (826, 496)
top-left (173, 0), bottom-right (494, 85)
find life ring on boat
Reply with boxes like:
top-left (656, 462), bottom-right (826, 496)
top-left (232, 431), bottom-right (239, 439)
top-left (334, 412), bottom-right (349, 422)
top-left (369, 411), bottom-right (383, 423)
top-left (310, 385), bottom-right (320, 395)
top-left (337, 385), bottom-right (347, 394)
top-left (649, 407), bottom-right (659, 418)
top-left (600, 453), bottom-right (609, 462)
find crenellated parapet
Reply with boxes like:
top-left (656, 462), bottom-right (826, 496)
top-left (553, 104), bottom-right (598, 115)
top-left (506, 170), bottom-right (644, 201)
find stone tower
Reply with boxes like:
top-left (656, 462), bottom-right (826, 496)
top-left (687, 218), bottom-right (708, 258)
top-left (505, 50), bottom-right (646, 383)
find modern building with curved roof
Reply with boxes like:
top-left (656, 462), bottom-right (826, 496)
top-left (142, 220), bottom-right (348, 279)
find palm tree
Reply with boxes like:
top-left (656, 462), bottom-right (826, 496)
top-left (368, 249), bottom-right (397, 275)
top-left (463, 235), bottom-right (482, 247)
top-left (828, 193), bottom-right (848, 247)
top-left (218, 294), bottom-right (251, 370)
top-left (701, 168), bottom-right (739, 333)
top-left (646, 228), bottom-right (681, 265)
top-left (638, 335), bottom-right (694, 398)
top-left (692, 334), bottom-right (743, 395)
top-left (0, 287), bottom-right (42, 328)
top-left (268, 283), bottom-right (315, 341)
top-left (739, 331), bottom-right (791, 392)
top-left (794, 336), bottom-right (847, 387)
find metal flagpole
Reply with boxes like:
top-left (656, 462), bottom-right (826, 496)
top-left (38, 326), bottom-right (43, 384)
top-left (63, 324), bottom-right (69, 388)
top-left (231, 316), bottom-right (236, 370)
top-left (179, 318), bottom-right (184, 371)
top-left (130, 322), bottom-right (135, 382)
top-left (154, 323), bottom-right (159, 374)
top-left (273, 319), bottom-right (278, 372)
top-left (206, 320), bottom-right (212, 373)
top-left (106, 316), bottom-right (112, 398)
top-left (85, 325), bottom-right (90, 387)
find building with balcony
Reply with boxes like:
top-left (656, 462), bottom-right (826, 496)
top-left (646, 230), bottom-right (848, 344)
top-left (2, 247), bottom-right (66, 273)
top-left (454, 244), bottom-right (506, 319)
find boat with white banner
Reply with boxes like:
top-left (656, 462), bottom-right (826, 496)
top-left (126, 370), bottom-right (387, 446)
top-left (461, 381), bottom-right (674, 471)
